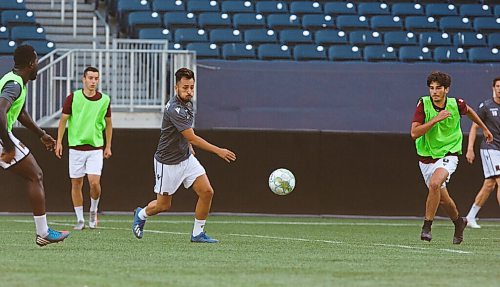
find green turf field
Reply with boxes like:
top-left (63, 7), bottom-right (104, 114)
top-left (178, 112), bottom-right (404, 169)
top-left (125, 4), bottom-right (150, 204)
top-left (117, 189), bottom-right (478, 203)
top-left (0, 215), bottom-right (499, 287)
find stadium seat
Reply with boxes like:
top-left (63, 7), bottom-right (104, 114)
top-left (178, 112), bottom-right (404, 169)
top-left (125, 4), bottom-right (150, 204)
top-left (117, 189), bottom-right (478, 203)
top-left (336, 15), bottom-right (370, 31)
top-left (439, 16), bottom-right (473, 32)
top-left (370, 15), bottom-right (404, 31)
top-left (221, 1), bottom-right (255, 14)
top-left (163, 12), bottom-right (197, 29)
top-left (198, 12), bottom-right (232, 29)
top-left (186, 0), bottom-right (219, 13)
top-left (433, 46), bottom-right (467, 62)
top-left (405, 16), bottom-right (439, 32)
top-left (488, 32), bottom-right (500, 47)
top-left (0, 39), bottom-right (16, 55)
top-left (255, 2), bottom-right (288, 15)
top-left (168, 42), bottom-right (184, 50)
top-left (391, 3), bottom-right (424, 17)
top-left (301, 14), bottom-right (334, 30)
top-left (469, 47), bottom-right (500, 62)
top-left (460, 4), bottom-right (492, 18)
top-left (267, 14), bottom-right (301, 30)
top-left (257, 43), bottom-right (292, 60)
top-left (185, 42), bottom-right (220, 59)
top-left (11, 26), bottom-right (46, 43)
top-left (474, 17), bottom-right (500, 33)
top-left (453, 32), bottom-right (487, 47)
top-left (399, 46), bottom-right (433, 62)
top-left (209, 28), bottom-right (242, 44)
top-left (495, 5), bottom-right (500, 17)
top-left (0, 0), bottom-right (27, 10)
top-left (357, 3), bottom-right (390, 16)
top-left (315, 30), bottom-right (348, 46)
top-left (222, 43), bottom-right (256, 59)
top-left (127, 11), bottom-right (162, 37)
top-left (289, 1), bottom-right (323, 15)
top-left (279, 29), bottom-right (313, 45)
top-left (328, 45), bottom-right (362, 61)
top-left (425, 4), bottom-right (458, 17)
top-left (21, 40), bottom-right (55, 56)
top-left (233, 13), bottom-right (266, 29)
top-left (293, 44), bottom-right (327, 61)
top-left (363, 45), bottom-right (397, 61)
top-left (174, 28), bottom-right (208, 44)
top-left (151, 0), bottom-right (185, 13)
top-left (384, 31), bottom-right (418, 47)
top-left (116, 0), bottom-right (151, 32)
top-left (419, 32), bottom-right (452, 47)
top-left (323, 2), bottom-right (356, 16)
top-left (137, 27), bottom-right (172, 40)
top-left (349, 30), bottom-right (383, 47)
top-left (244, 28), bottom-right (278, 44)
top-left (1, 10), bottom-right (37, 27)
top-left (0, 27), bottom-right (9, 39)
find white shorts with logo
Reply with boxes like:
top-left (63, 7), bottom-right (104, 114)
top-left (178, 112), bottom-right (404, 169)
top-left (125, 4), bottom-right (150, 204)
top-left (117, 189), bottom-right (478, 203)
top-left (0, 132), bottom-right (30, 169)
top-left (480, 149), bottom-right (500, 179)
top-left (69, 149), bottom-right (103, 178)
top-left (419, 155), bottom-right (459, 189)
top-left (154, 154), bottom-right (206, 195)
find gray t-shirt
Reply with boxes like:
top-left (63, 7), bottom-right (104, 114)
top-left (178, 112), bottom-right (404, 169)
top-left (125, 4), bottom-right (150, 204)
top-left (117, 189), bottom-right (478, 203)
top-left (154, 96), bottom-right (194, 165)
top-left (0, 81), bottom-right (22, 104)
top-left (478, 98), bottom-right (500, 150)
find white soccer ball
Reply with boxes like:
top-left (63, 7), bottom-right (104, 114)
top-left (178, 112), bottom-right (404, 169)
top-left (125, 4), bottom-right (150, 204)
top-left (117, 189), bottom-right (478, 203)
top-left (268, 168), bottom-right (296, 195)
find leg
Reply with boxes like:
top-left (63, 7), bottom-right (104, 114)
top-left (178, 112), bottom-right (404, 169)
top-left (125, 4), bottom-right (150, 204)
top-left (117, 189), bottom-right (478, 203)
top-left (425, 168), bottom-right (449, 221)
top-left (9, 154), bottom-right (45, 216)
top-left (71, 177), bottom-right (85, 230)
top-left (438, 187), bottom-right (466, 244)
top-left (495, 177), bottom-right (500, 206)
top-left (87, 175), bottom-right (101, 229)
top-left (132, 193), bottom-right (172, 239)
top-left (466, 179), bottom-right (495, 228)
top-left (190, 174), bottom-right (218, 243)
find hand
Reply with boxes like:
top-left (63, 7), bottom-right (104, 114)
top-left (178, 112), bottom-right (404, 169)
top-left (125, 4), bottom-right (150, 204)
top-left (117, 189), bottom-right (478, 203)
top-left (466, 149), bottom-right (475, 164)
top-left (434, 110), bottom-right (451, 122)
top-left (104, 147), bottom-right (112, 159)
top-left (483, 129), bottom-right (494, 144)
top-left (217, 148), bottom-right (236, 163)
top-left (40, 133), bottom-right (56, 151)
top-left (54, 142), bottom-right (63, 159)
top-left (0, 146), bottom-right (15, 163)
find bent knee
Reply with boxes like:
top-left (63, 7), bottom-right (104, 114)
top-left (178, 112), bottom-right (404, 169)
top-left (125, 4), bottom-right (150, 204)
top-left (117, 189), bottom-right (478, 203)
top-left (198, 188), bottom-right (214, 198)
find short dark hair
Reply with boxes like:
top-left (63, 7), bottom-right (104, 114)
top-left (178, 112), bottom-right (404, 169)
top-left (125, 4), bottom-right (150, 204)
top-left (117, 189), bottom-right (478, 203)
top-left (175, 68), bottom-right (195, 84)
top-left (427, 71), bottom-right (451, 88)
top-left (14, 45), bottom-right (36, 68)
top-left (83, 66), bottom-right (99, 77)
top-left (493, 77), bottom-right (500, 87)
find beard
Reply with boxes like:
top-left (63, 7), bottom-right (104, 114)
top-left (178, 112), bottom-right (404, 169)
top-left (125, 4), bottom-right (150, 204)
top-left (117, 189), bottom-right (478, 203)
top-left (29, 70), bottom-right (37, 80)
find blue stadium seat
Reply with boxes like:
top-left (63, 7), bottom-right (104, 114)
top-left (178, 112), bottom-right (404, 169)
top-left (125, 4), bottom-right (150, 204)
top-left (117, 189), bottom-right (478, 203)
top-left (209, 28), bottom-right (242, 44)
top-left (0, 0), bottom-right (27, 10)
top-left (137, 27), bottom-right (172, 40)
top-left (405, 16), bottom-right (439, 32)
top-left (460, 4), bottom-right (492, 18)
top-left (289, 1), bottom-right (323, 15)
top-left (0, 27), bottom-right (9, 39)
top-left (243, 28), bottom-right (277, 44)
top-left (315, 30), bottom-right (348, 46)
top-left (419, 32), bottom-right (452, 47)
top-left (433, 47), bottom-right (467, 62)
top-left (399, 46), bottom-right (432, 62)
top-left (336, 15), bottom-right (369, 31)
top-left (163, 12), bottom-right (197, 29)
top-left (391, 3), bottom-right (424, 17)
top-left (186, 42), bottom-right (220, 59)
top-left (363, 45), bottom-right (397, 61)
top-left (0, 40), bottom-right (16, 55)
top-left (453, 32), bottom-right (487, 47)
top-left (267, 14), bottom-right (301, 30)
top-left (221, 1), bottom-right (255, 14)
top-left (357, 3), bottom-right (390, 16)
top-left (469, 47), bottom-right (500, 62)
top-left (439, 16), bottom-right (473, 32)
top-left (233, 13), bottom-right (266, 29)
top-left (293, 44), bottom-right (326, 61)
top-left (323, 2), bottom-right (356, 16)
top-left (301, 14), bottom-right (334, 30)
top-left (279, 29), bottom-right (313, 45)
top-left (370, 15), bottom-right (403, 31)
top-left (474, 17), bottom-right (500, 33)
top-left (174, 28), bottom-right (208, 44)
top-left (425, 4), bottom-right (458, 17)
top-left (127, 11), bottom-right (162, 37)
top-left (11, 26), bottom-right (46, 43)
top-left (349, 30), bottom-right (383, 47)
top-left (151, 0), bottom-right (185, 13)
top-left (1, 10), bottom-right (37, 27)
top-left (488, 32), bottom-right (500, 47)
top-left (257, 43), bottom-right (292, 60)
top-left (168, 42), bottom-right (184, 50)
top-left (255, 2), bottom-right (288, 15)
top-left (384, 31), bottom-right (418, 47)
top-left (495, 5), bottom-right (500, 17)
top-left (117, 0), bottom-right (151, 32)
top-left (222, 43), bottom-right (256, 59)
top-left (328, 45), bottom-right (362, 61)
top-left (198, 12), bottom-right (232, 29)
top-left (22, 40), bottom-right (55, 56)
top-left (186, 0), bottom-right (219, 13)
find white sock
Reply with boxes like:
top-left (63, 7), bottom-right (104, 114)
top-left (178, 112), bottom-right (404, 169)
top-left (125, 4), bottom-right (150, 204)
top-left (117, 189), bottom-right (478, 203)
top-left (138, 207), bottom-right (148, 220)
top-left (90, 198), bottom-right (100, 213)
top-left (192, 218), bottom-right (206, 237)
top-left (466, 204), bottom-right (481, 220)
top-left (34, 214), bottom-right (49, 237)
top-left (74, 206), bottom-right (84, 222)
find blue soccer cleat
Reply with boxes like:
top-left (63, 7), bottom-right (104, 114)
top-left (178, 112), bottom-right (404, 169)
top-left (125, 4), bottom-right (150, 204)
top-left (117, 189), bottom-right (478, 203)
top-left (191, 232), bottom-right (219, 243)
top-left (132, 207), bottom-right (146, 239)
top-left (36, 228), bottom-right (70, 247)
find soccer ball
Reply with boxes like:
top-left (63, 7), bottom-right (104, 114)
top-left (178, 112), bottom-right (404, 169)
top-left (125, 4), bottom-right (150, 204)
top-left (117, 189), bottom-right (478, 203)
top-left (268, 168), bottom-right (296, 195)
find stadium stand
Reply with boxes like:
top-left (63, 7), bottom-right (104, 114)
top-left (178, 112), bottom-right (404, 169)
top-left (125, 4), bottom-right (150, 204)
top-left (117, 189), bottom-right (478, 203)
top-left (257, 43), bottom-right (292, 60)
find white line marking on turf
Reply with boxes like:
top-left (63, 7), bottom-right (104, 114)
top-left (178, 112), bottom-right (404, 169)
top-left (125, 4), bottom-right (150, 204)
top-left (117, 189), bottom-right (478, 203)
top-left (374, 243), bottom-right (472, 254)
top-left (229, 233), bottom-right (343, 244)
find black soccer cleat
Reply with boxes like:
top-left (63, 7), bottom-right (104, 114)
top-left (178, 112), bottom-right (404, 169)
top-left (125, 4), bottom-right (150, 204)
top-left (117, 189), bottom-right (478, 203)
top-left (420, 220), bottom-right (432, 242)
top-left (453, 217), bottom-right (467, 245)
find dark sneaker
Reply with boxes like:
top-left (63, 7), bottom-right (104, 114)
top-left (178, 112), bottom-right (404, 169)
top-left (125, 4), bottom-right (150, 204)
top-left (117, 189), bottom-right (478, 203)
top-left (191, 232), bottom-right (219, 243)
top-left (453, 217), bottom-right (467, 245)
top-left (421, 229), bottom-right (432, 242)
top-left (36, 228), bottom-right (70, 247)
top-left (132, 207), bottom-right (146, 239)
top-left (73, 221), bottom-right (85, 230)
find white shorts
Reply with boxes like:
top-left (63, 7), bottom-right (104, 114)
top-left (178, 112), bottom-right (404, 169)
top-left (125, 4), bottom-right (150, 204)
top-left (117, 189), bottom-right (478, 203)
top-left (69, 149), bottom-right (103, 178)
top-left (154, 154), bottom-right (206, 195)
top-left (419, 155), bottom-right (458, 189)
top-left (480, 149), bottom-right (500, 179)
top-left (0, 133), bottom-right (30, 169)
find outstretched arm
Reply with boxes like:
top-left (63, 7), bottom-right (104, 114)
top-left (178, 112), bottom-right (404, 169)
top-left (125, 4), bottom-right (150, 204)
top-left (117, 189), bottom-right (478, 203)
top-left (181, 128), bottom-right (236, 163)
top-left (466, 104), bottom-right (493, 144)
top-left (55, 113), bottom-right (70, 158)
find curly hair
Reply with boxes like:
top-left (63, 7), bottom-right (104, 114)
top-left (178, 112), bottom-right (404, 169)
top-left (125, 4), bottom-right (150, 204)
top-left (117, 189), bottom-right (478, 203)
top-left (14, 45), bottom-right (36, 68)
top-left (426, 71), bottom-right (451, 88)
top-left (175, 68), bottom-right (195, 84)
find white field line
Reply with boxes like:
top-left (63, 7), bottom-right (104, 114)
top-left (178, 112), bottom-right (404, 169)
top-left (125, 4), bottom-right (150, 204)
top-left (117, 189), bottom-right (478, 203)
top-left (374, 243), bottom-right (473, 254)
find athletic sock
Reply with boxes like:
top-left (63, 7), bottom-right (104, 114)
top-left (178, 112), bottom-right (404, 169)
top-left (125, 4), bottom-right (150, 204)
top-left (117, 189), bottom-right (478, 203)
top-left (74, 206), bottom-right (84, 222)
top-left (192, 218), bottom-right (206, 237)
top-left (90, 198), bottom-right (100, 213)
top-left (138, 207), bottom-right (148, 220)
top-left (34, 214), bottom-right (49, 237)
top-left (466, 204), bottom-right (481, 220)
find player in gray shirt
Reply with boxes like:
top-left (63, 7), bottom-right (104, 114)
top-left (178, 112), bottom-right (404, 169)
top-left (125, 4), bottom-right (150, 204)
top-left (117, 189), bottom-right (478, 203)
top-left (465, 77), bottom-right (500, 228)
top-left (132, 68), bottom-right (236, 243)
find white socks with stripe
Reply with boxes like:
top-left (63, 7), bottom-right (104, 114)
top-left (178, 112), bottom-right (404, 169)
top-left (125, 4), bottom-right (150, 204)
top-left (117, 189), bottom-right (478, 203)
top-left (466, 204), bottom-right (481, 220)
top-left (192, 219), bottom-right (206, 237)
top-left (138, 208), bottom-right (148, 220)
top-left (33, 214), bottom-right (49, 237)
